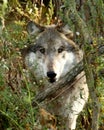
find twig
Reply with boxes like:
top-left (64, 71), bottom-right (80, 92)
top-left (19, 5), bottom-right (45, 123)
top-left (32, 45), bottom-right (104, 106)
top-left (32, 60), bottom-right (84, 106)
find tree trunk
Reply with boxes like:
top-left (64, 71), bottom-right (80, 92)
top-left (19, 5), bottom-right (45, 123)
top-left (64, 0), bottom-right (101, 130)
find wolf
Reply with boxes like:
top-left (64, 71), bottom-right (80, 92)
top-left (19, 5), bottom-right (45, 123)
top-left (22, 21), bottom-right (89, 130)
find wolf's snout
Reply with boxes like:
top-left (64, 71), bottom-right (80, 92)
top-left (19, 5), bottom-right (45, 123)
top-left (47, 71), bottom-right (57, 83)
top-left (47, 71), bottom-right (56, 78)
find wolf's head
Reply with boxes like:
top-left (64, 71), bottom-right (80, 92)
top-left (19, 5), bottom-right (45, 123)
top-left (22, 21), bottom-right (83, 83)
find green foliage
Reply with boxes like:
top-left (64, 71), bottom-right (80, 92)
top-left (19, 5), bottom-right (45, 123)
top-left (62, 0), bottom-right (104, 129)
top-left (0, 0), bottom-right (52, 129)
top-left (46, 0), bottom-right (54, 25)
top-left (0, 0), bottom-right (104, 129)
top-left (0, 0), bottom-right (8, 18)
top-left (0, 53), bottom-right (38, 130)
top-left (0, 15), bottom-right (38, 130)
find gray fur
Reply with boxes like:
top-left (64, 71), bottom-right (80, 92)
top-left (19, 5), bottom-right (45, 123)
top-left (22, 21), bottom-right (89, 130)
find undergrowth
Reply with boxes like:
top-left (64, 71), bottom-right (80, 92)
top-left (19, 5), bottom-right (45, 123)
top-left (0, 0), bottom-right (104, 130)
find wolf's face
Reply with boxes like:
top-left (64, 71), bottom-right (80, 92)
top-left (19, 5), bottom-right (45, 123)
top-left (24, 22), bottom-right (82, 83)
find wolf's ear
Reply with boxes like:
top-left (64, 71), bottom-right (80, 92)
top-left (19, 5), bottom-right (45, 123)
top-left (27, 21), bottom-right (44, 35)
top-left (57, 24), bottom-right (74, 39)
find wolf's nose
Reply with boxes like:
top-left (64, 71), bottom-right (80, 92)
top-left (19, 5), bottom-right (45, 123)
top-left (47, 71), bottom-right (57, 79)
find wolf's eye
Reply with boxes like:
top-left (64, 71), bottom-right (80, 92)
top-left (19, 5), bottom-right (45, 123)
top-left (58, 46), bottom-right (64, 53)
top-left (39, 48), bottom-right (45, 54)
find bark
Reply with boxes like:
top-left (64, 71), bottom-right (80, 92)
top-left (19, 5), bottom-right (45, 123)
top-left (64, 1), bottom-right (101, 130)
top-left (83, 55), bottom-right (100, 130)
top-left (32, 60), bottom-right (84, 106)
top-left (32, 45), bottom-right (104, 107)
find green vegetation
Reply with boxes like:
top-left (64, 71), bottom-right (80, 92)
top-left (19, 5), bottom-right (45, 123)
top-left (0, 0), bottom-right (104, 130)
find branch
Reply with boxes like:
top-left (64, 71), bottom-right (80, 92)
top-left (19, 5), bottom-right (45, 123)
top-left (32, 1), bottom-right (104, 129)
top-left (32, 45), bottom-right (104, 107)
top-left (32, 60), bottom-right (84, 106)
top-left (64, 1), bottom-right (103, 130)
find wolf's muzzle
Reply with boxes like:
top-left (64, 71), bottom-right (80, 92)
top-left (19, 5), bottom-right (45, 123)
top-left (47, 71), bottom-right (57, 83)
